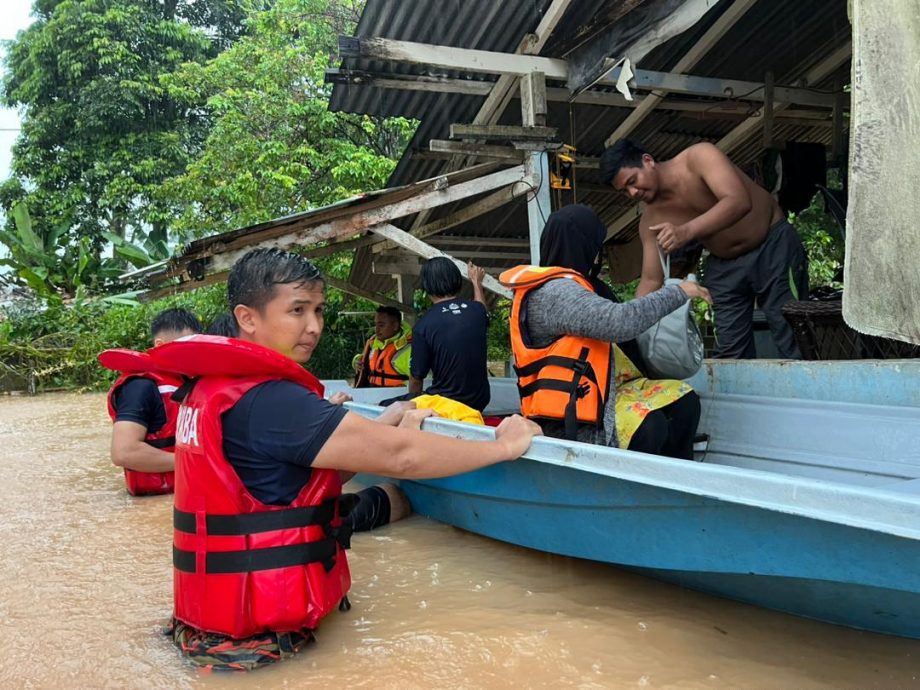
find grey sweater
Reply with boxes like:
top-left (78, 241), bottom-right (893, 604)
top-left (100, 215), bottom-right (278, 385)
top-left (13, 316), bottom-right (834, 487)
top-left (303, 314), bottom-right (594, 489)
top-left (524, 280), bottom-right (689, 447)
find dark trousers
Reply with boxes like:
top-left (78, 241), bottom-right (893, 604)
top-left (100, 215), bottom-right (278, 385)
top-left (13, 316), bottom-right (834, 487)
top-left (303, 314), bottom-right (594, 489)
top-left (627, 391), bottom-right (701, 460)
top-left (704, 219), bottom-right (808, 359)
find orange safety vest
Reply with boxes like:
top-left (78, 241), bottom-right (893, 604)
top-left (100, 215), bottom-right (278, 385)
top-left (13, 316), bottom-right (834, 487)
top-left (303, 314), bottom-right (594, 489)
top-left (499, 265), bottom-right (611, 440)
top-left (358, 334), bottom-right (410, 387)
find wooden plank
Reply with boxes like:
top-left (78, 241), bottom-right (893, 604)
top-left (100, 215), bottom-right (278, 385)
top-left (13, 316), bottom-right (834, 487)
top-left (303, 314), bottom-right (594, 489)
top-left (373, 185), bottom-right (518, 254)
top-left (603, 0), bottom-right (760, 146)
top-left (368, 223), bottom-right (513, 299)
top-left (303, 233), bottom-right (381, 259)
top-left (324, 68), bottom-right (494, 96)
top-left (340, 37), bottom-right (836, 108)
top-left (373, 260), bottom-right (514, 276)
top-left (156, 162), bottom-right (505, 282)
top-left (520, 72), bottom-right (547, 127)
top-left (338, 36), bottom-right (569, 79)
top-left (429, 140), bottom-right (524, 162)
top-left (324, 275), bottom-right (414, 314)
top-left (763, 71), bottom-right (775, 149)
top-left (450, 124), bottom-right (558, 142)
top-left (139, 270), bottom-right (230, 302)
top-left (195, 166), bottom-right (528, 275)
top-left (716, 41), bottom-right (851, 153)
top-left (429, 236), bottom-right (529, 248)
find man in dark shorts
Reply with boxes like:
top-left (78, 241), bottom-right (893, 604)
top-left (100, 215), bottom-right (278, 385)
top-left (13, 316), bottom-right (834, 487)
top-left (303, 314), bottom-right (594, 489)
top-left (108, 308), bottom-right (201, 488)
top-left (601, 139), bottom-right (808, 358)
top-left (408, 258), bottom-right (491, 411)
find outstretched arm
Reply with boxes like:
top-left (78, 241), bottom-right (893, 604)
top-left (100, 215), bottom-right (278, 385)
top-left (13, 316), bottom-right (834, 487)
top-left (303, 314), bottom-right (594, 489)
top-left (313, 411), bottom-right (541, 478)
top-left (468, 261), bottom-right (487, 306)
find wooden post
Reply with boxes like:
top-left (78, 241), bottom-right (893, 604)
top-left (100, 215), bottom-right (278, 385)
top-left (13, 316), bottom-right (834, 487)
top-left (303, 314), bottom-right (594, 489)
top-left (395, 274), bottom-right (416, 325)
top-left (520, 71), bottom-right (547, 127)
top-left (763, 71), bottom-right (775, 149)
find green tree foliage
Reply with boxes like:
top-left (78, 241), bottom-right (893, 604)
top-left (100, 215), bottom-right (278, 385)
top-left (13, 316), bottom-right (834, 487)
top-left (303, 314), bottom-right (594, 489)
top-left (161, 0), bottom-right (415, 237)
top-left (1, 0), bottom-right (252, 266)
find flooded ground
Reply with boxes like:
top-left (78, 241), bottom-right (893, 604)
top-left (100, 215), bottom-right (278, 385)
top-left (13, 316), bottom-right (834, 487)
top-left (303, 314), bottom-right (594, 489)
top-left (1, 392), bottom-right (918, 688)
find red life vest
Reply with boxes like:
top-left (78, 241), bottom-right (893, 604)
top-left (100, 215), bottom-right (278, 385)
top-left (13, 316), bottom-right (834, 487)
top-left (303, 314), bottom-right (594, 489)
top-left (150, 335), bottom-right (351, 639)
top-left (499, 265), bottom-right (611, 440)
top-left (101, 349), bottom-right (181, 496)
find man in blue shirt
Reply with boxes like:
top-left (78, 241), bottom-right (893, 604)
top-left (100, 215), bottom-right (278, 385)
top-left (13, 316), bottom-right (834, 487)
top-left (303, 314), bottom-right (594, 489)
top-left (409, 258), bottom-right (491, 412)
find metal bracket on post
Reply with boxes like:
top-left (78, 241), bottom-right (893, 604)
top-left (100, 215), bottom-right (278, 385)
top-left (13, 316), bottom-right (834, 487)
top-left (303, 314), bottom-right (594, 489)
top-left (524, 152), bottom-right (551, 265)
top-left (520, 71), bottom-right (551, 265)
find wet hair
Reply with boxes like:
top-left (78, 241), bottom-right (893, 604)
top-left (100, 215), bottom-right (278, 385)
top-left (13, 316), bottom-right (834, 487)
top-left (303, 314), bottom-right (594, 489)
top-left (376, 305), bottom-right (402, 323)
top-left (227, 248), bottom-right (324, 313)
top-left (599, 139), bottom-right (650, 187)
top-left (206, 312), bottom-right (239, 338)
top-left (419, 257), bottom-right (462, 298)
top-left (150, 307), bottom-right (201, 339)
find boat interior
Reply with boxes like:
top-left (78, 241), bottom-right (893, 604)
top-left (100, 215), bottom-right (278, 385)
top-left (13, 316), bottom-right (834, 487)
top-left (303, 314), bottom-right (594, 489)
top-left (327, 359), bottom-right (920, 495)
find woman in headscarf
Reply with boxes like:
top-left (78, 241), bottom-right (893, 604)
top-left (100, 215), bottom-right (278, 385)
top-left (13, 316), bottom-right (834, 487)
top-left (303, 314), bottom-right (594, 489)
top-left (503, 204), bottom-right (709, 459)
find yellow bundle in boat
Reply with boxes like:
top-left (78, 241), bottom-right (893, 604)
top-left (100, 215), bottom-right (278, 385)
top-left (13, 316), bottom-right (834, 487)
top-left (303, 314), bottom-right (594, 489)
top-left (412, 394), bottom-right (484, 425)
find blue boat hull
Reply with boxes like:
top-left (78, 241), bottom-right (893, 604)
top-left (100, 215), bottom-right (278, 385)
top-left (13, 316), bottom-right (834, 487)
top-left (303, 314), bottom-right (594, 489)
top-left (343, 359), bottom-right (920, 640)
top-left (395, 461), bottom-right (920, 639)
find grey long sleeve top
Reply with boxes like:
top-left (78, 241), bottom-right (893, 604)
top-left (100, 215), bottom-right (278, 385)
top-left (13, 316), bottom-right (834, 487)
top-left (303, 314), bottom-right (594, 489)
top-left (524, 281), bottom-right (689, 447)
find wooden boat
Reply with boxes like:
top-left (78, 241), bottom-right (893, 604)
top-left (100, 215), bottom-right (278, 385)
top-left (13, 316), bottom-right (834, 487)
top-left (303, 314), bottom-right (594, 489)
top-left (328, 359), bottom-right (920, 639)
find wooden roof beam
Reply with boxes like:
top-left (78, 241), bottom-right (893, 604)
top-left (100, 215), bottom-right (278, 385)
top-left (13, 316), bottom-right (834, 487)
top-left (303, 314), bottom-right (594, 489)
top-left (603, 0), bottom-right (760, 147)
top-left (368, 223), bottom-right (512, 299)
top-left (339, 36), bottom-right (838, 109)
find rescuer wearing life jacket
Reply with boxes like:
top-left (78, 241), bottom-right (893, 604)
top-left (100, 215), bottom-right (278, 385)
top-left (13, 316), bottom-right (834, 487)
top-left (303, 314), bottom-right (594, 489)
top-left (156, 247), bottom-right (541, 670)
top-left (105, 308), bottom-right (201, 495)
top-left (353, 306), bottom-right (412, 387)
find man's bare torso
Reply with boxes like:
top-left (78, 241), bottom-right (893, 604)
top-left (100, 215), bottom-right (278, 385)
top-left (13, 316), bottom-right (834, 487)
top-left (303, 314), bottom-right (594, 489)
top-left (643, 147), bottom-right (782, 259)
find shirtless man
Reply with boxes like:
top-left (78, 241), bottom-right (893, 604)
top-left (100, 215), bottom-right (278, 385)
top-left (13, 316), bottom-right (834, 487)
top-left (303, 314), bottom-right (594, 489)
top-left (600, 139), bottom-right (808, 359)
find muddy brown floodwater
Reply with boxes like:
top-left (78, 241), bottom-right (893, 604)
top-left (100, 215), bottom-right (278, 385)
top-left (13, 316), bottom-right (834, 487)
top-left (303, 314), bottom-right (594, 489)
top-left (1, 392), bottom-right (918, 689)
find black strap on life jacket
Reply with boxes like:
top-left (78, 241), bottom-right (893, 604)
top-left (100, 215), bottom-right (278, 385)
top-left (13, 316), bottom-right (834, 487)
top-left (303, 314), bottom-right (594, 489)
top-left (173, 496), bottom-right (352, 574)
top-left (145, 436), bottom-right (176, 449)
top-left (515, 347), bottom-right (605, 441)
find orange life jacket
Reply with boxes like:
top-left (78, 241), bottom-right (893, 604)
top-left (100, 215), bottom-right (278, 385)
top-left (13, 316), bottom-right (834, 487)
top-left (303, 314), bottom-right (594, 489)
top-left (499, 265), bottom-right (611, 440)
top-left (359, 334), bottom-right (411, 387)
top-left (149, 335), bottom-right (352, 639)
top-left (101, 349), bottom-right (181, 496)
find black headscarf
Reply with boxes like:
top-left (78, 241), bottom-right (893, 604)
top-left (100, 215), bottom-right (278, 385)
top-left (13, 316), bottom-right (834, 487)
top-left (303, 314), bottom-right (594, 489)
top-left (539, 204), bottom-right (616, 300)
top-left (538, 204), bottom-right (649, 374)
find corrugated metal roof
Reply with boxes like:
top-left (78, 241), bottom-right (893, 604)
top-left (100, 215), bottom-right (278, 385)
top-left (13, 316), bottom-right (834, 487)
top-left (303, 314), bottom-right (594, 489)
top-left (328, 0), bottom-right (850, 292)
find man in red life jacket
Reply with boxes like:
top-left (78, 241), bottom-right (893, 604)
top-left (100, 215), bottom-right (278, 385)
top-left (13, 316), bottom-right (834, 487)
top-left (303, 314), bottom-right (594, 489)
top-left (163, 248), bottom-right (541, 670)
top-left (106, 308), bottom-right (201, 495)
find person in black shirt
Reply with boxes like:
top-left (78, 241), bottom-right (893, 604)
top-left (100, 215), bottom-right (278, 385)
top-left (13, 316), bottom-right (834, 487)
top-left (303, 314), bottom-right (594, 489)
top-left (109, 308), bottom-right (202, 476)
top-left (408, 258), bottom-right (491, 412)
